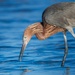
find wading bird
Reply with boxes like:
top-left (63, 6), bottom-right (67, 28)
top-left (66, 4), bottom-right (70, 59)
top-left (19, 2), bottom-right (75, 66)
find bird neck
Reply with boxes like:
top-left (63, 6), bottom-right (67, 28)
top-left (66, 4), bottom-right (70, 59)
top-left (28, 22), bottom-right (66, 40)
top-left (44, 24), bottom-right (66, 39)
top-left (28, 22), bottom-right (45, 40)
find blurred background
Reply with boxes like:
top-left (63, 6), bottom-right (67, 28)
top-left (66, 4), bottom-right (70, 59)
top-left (0, 0), bottom-right (75, 75)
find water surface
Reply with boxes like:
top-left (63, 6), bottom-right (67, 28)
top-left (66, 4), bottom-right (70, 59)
top-left (0, 0), bottom-right (75, 75)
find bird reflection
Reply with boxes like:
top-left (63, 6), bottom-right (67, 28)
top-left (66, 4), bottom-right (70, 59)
top-left (20, 69), bottom-right (31, 75)
top-left (63, 67), bottom-right (70, 75)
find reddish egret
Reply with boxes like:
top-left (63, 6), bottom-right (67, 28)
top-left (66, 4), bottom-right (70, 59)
top-left (19, 2), bottom-right (75, 66)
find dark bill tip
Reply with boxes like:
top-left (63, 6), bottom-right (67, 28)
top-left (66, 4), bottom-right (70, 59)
top-left (19, 43), bottom-right (26, 61)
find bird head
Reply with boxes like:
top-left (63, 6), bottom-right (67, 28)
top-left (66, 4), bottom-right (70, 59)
top-left (19, 22), bottom-right (43, 61)
top-left (19, 26), bottom-right (33, 61)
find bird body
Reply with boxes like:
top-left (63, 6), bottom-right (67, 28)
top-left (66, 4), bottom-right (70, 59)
top-left (19, 2), bottom-right (75, 66)
top-left (43, 2), bottom-right (75, 38)
top-left (43, 2), bottom-right (75, 28)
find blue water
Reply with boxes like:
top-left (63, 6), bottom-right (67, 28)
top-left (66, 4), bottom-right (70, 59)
top-left (0, 0), bottom-right (75, 75)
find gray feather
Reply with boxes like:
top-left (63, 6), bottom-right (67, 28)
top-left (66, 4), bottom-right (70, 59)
top-left (42, 2), bottom-right (75, 28)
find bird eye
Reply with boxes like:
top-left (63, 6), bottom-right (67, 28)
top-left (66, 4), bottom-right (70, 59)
top-left (23, 36), bottom-right (26, 41)
top-left (24, 37), bottom-right (26, 39)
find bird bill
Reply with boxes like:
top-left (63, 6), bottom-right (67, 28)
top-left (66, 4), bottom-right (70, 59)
top-left (19, 43), bottom-right (27, 61)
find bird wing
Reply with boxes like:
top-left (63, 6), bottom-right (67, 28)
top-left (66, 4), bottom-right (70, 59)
top-left (42, 2), bottom-right (75, 28)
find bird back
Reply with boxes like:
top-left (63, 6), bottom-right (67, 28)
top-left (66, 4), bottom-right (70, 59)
top-left (42, 2), bottom-right (75, 28)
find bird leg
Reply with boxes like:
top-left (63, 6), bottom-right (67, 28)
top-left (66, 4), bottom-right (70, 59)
top-left (61, 31), bottom-right (68, 67)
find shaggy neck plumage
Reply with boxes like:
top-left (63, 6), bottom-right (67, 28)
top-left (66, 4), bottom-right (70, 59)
top-left (27, 22), bottom-right (66, 40)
